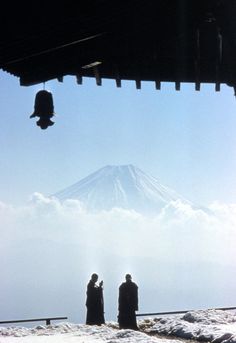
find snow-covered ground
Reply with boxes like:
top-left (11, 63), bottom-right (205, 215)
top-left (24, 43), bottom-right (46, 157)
top-left (1, 310), bottom-right (236, 343)
top-left (141, 309), bottom-right (236, 342)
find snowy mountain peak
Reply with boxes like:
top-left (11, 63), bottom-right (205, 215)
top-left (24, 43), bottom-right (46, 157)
top-left (53, 165), bottom-right (193, 214)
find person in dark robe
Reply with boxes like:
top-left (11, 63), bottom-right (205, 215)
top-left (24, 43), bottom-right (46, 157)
top-left (118, 274), bottom-right (139, 330)
top-left (86, 273), bottom-right (105, 325)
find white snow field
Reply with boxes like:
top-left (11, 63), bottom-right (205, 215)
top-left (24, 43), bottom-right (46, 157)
top-left (1, 310), bottom-right (236, 343)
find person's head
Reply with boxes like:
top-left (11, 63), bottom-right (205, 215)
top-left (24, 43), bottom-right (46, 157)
top-left (125, 274), bottom-right (132, 282)
top-left (91, 273), bottom-right (98, 282)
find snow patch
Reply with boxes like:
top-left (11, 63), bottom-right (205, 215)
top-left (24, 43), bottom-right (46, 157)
top-left (142, 310), bottom-right (236, 343)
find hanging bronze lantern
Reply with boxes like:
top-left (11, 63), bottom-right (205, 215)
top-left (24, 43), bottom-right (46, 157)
top-left (30, 90), bottom-right (55, 129)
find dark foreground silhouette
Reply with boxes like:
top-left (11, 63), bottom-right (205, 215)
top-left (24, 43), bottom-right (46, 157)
top-left (86, 273), bottom-right (105, 325)
top-left (118, 274), bottom-right (139, 330)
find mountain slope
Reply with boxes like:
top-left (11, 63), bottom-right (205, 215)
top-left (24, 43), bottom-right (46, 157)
top-left (53, 165), bottom-right (195, 214)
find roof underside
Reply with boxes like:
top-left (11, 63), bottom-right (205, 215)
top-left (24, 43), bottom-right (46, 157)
top-left (1, 0), bottom-right (236, 90)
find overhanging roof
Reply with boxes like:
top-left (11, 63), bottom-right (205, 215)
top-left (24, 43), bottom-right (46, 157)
top-left (1, 0), bottom-right (236, 91)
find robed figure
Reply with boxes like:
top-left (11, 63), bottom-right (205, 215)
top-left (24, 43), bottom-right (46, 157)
top-left (86, 273), bottom-right (105, 325)
top-left (118, 274), bottom-right (139, 330)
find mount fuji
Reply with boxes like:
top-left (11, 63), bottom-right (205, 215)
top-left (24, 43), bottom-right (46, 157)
top-left (52, 165), bottom-right (199, 214)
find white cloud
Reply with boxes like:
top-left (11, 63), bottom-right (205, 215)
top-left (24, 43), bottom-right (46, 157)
top-left (1, 193), bottom-right (235, 261)
top-left (1, 193), bottom-right (236, 323)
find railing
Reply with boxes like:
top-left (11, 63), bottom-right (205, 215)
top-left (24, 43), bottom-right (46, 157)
top-left (136, 306), bottom-right (236, 317)
top-left (0, 316), bottom-right (68, 326)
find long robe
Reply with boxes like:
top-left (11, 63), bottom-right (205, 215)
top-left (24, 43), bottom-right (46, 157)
top-left (86, 280), bottom-right (105, 325)
top-left (118, 280), bottom-right (138, 330)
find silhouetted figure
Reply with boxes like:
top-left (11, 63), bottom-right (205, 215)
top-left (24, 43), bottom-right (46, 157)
top-left (86, 273), bottom-right (105, 325)
top-left (118, 274), bottom-right (139, 330)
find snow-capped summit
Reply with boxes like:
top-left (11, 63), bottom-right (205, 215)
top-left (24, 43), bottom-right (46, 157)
top-left (53, 164), bottom-right (193, 214)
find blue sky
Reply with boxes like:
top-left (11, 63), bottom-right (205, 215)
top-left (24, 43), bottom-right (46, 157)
top-left (0, 70), bottom-right (236, 206)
